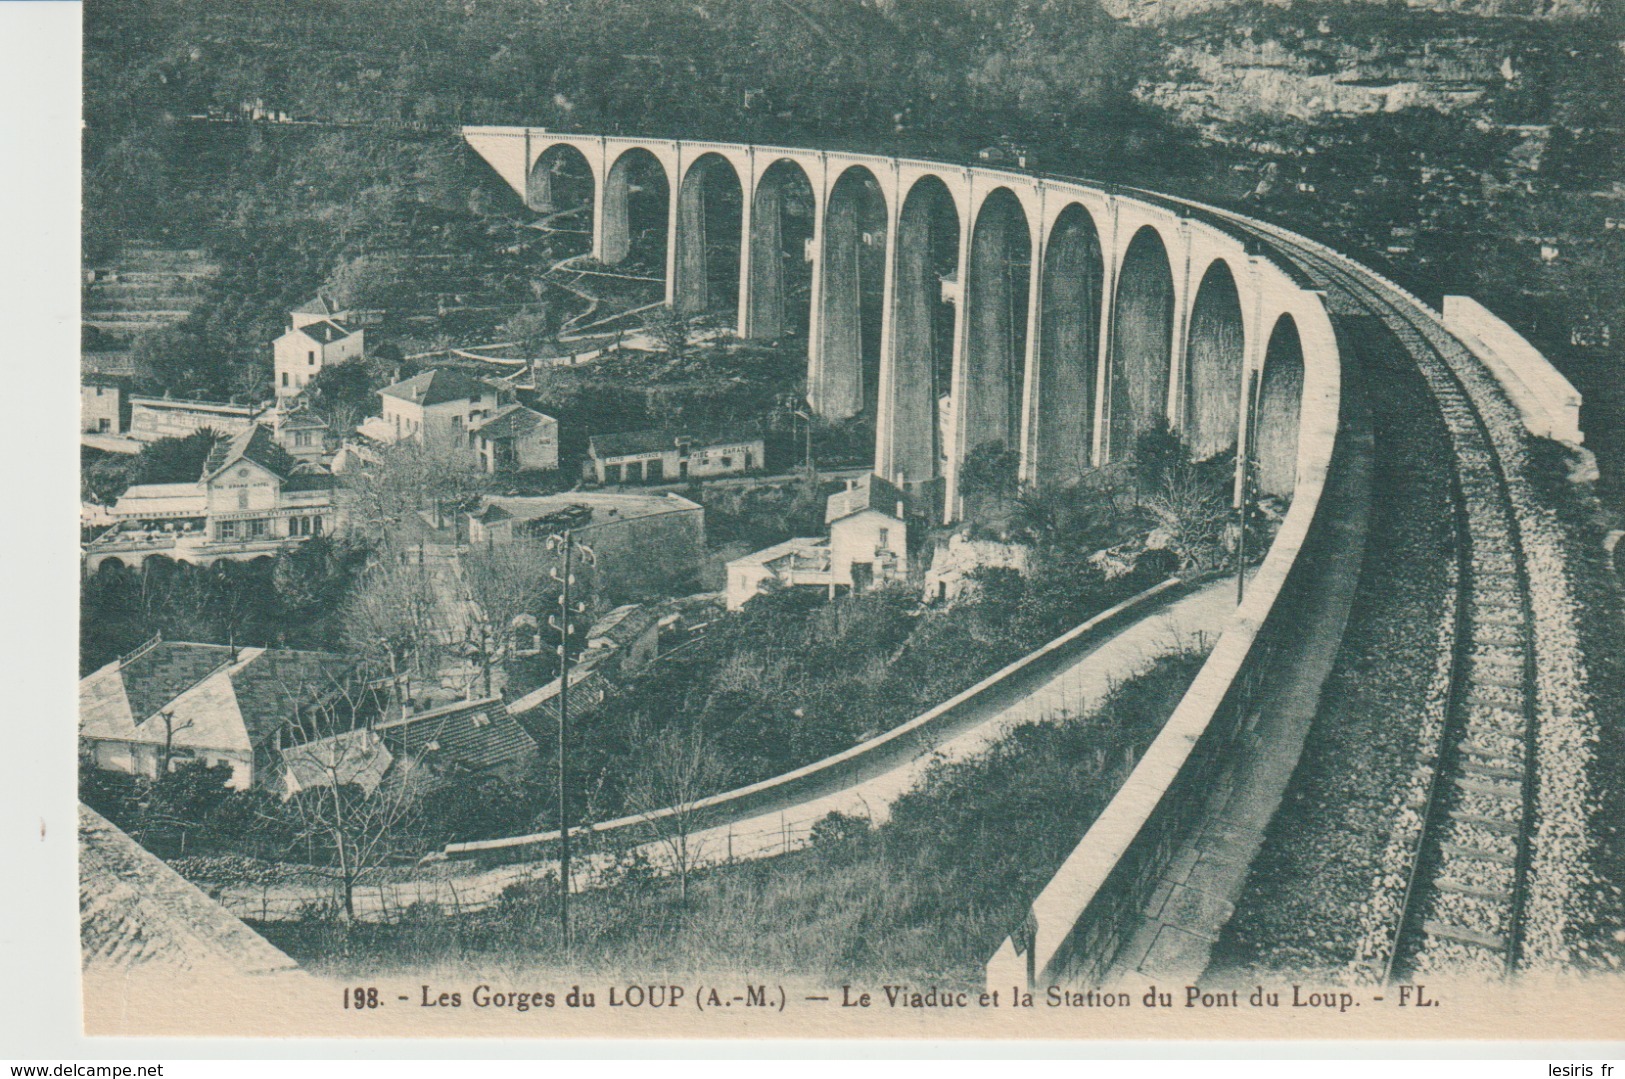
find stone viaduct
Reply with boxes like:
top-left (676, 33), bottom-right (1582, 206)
top-left (463, 127), bottom-right (1337, 519)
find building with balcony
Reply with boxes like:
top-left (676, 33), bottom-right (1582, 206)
top-left (84, 424), bottom-right (336, 572)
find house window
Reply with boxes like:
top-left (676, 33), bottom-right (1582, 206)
top-left (281, 372), bottom-right (289, 387)
top-left (878, 528), bottom-right (890, 549)
top-left (245, 518), bottom-right (269, 539)
top-left (720, 456), bottom-right (733, 469)
top-left (94, 386), bottom-right (103, 397)
top-left (238, 489), bottom-right (249, 510)
top-left (308, 350), bottom-right (316, 365)
top-left (312, 515), bottom-right (323, 535)
top-left (217, 520), bottom-right (239, 541)
top-left (97, 418), bottom-right (111, 433)
top-left (294, 430), bottom-right (312, 447)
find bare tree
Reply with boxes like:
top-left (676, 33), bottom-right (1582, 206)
top-left (1140, 463), bottom-right (1232, 573)
top-left (623, 721), bottom-right (733, 905)
top-left (338, 436), bottom-right (490, 540)
top-left (274, 667), bottom-right (419, 921)
top-left (460, 536), bottom-right (556, 696)
top-left (153, 707), bottom-right (195, 777)
top-left (280, 736), bottom-right (422, 921)
top-left (341, 552), bottom-right (444, 711)
top-left (644, 304), bottom-right (695, 362)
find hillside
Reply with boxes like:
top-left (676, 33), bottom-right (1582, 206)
top-left (1103, 0), bottom-right (1603, 24)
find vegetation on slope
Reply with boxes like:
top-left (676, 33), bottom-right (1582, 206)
top-left (257, 648), bottom-right (1210, 985)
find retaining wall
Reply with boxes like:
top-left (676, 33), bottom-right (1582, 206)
top-left (445, 575), bottom-right (1193, 865)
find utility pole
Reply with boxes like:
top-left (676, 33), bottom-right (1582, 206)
top-left (546, 530), bottom-right (593, 950)
top-left (1236, 369), bottom-right (1260, 606)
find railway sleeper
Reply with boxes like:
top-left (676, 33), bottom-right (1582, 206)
top-left (1436, 878), bottom-right (1514, 902)
top-left (1454, 777), bottom-right (1522, 799)
top-left (1458, 760), bottom-right (1524, 782)
top-left (1423, 921), bottom-right (1508, 952)
top-left (1447, 811), bottom-right (1520, 835)
top-left (1440, 841), bottom-right (1517, 866)
top-left (1461, 739), bottom-right (1525, 764)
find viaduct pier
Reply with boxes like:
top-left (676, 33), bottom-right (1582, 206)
top-left (459, 129), bottom-right (1595, 990)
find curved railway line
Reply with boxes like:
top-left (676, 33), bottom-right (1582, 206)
top-left (1177, 204), bottom-right (1542, 979)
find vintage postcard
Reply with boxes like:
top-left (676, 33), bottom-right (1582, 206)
top-left (65, 0), bottom-right (1624, 1045)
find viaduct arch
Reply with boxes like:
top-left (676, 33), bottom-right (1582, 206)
top-left (463, 128), bottom-right (1338, 521)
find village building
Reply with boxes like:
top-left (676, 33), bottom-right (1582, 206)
top-left (81, 356), bottom-right (134, 435)
top-left (586, 430), bottom-right (765, 485)
top-left (373, 696), bottom-right (539, 781)
top-left (725, 475), bottom-right (911, 610)
top-left (78, 638), bottom-right (359, 790)
top-left (127, 396), bottom-right (268, 443)
top-left (505, 666), bottom-right (611, 736)
top-left (464, 490), bottom-right (705, 602)
top-left (584, 603), bottom-right (663, 674)
top-left (279, 728), bottom-right (393, 798)
top-left (85, 424), bottom-right (336, 571)
top-left (273, 307), bottom-right (364, 405)
top-left (374, 368), bottom-right (509, 448)
top-left (470, 402), bottom-right (559, 473)
top-left (271, 404), bottom-right (331, 466)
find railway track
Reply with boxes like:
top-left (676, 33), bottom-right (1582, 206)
top-left (1186, 209), bottom-right (1540, 979)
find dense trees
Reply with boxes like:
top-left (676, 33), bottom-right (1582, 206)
top-left (79, 541), bottom-right (369, 674)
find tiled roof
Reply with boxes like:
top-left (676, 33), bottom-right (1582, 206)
top-left (79, 642), bottom-right (237, 743)
top-left (281, 729), bottom-right (392, 795)
top-left (376, 697), bottom-right (537, 772)
top-left (79, 804), bottom-right (301, 976)
top-left (281, 471), bottom-right (337, 493)
top-left (471, 403), bottom-right (552, 441)
top-left (78, 643), bottom-right (355, 756)
top-left (276, 409), bottom-right (329, 430)
top-left (825, 473), bottom-right (908, 525)
top-left (202, 424), bottom-right (287, 481)
top-left (726, 536), bottom-right (828, 570)
top-left (378, 368), bottom-right (493, 407)
top-left (291, 294), bottom-right (339, 318)
top-left (587, 604), bottom-right (659, 648)
top-left (292, 318), bottom-right (356, 345)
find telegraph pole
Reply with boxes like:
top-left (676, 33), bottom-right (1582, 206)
top-left (547, 530), bottom-right (592, 950)
top-left (556, 535), bottom-right (572, 949)
top-left (1236, 369), bottom-right (1260, 606)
